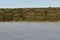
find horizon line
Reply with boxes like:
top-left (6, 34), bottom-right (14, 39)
top-left (0, 7), bottom-right (60, 8)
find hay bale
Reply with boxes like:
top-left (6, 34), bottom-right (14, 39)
top-left (13, 16), bottom-right (22, 21)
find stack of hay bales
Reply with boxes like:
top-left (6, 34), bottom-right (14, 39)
top-left (24, 8), bottom-right (35, 21)
top-left (13, 9), bottom-right (21, 21)
top-left (13, 9), bottom-right (25, 21)
top-left (23, 8), bottom-right (47, 21)
top-left (0, 8), bottom-right (59, 22)
top-left (3, 9), bottom-right (13, 21)
top-left (56, 8), bottom-right (60, 21)
top-left (46, 8), bottom-right (57, 22)
top-left (35, 8), bottom-right (46, 21)
top-left (0, 9), bottom-right (3, 21)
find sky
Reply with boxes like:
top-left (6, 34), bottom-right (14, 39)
top-left (0, 0), bottom-right (60, 8)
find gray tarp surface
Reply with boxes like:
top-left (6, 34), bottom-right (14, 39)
top-left (0, 22), bottom-right (60, 40)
